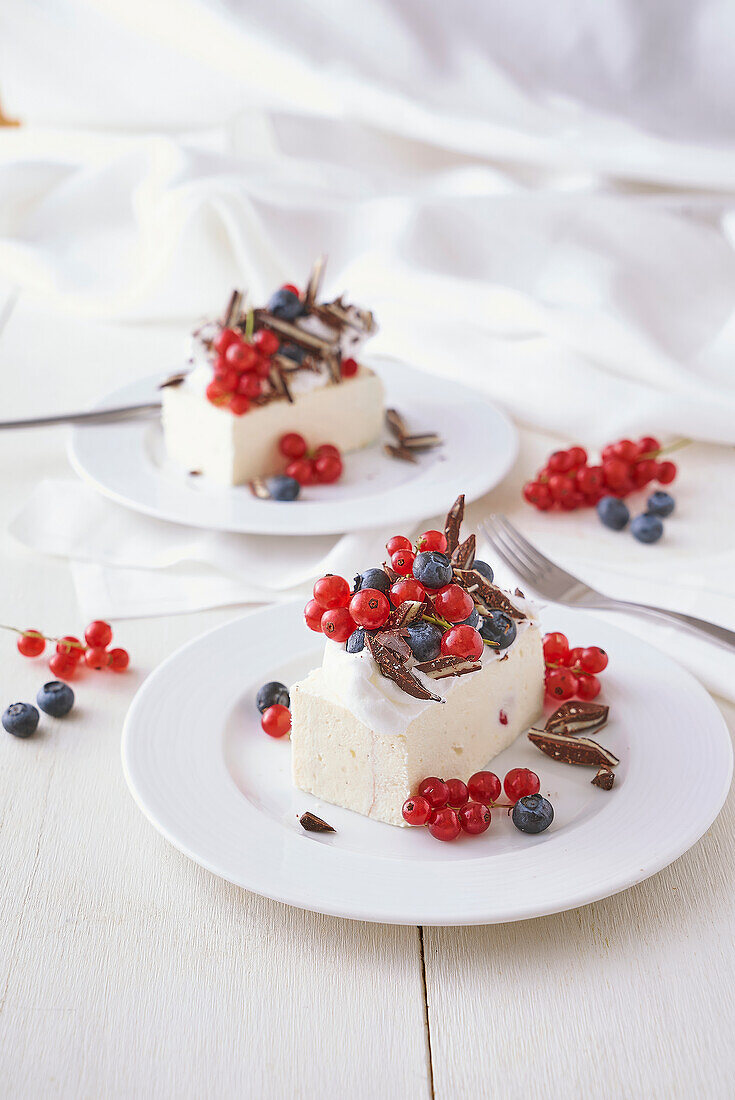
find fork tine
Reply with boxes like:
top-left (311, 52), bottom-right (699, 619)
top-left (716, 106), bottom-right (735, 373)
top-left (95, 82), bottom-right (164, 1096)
top-left (479, 521), bottom-right (536, 587)
top-left (492, 514), bottom-right (554, 574)
top-left (485, 517), bottom-right (543, 576)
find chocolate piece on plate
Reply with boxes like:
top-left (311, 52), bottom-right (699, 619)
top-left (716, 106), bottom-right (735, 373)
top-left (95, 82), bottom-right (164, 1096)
top-left (366, 634), bottom-right (443, 702)
top-left (401, 432), bottom-right (442, 451)
top-left (592, 766), bottom-right (616, 790)
top-left (528, 729), bottom-right (619, 769)
top-left (384, 443), bottom-right (419, 464)
top-left (545, 701), bottom-right (609, 737)
top-left (299, 811), bottom-right (335, 834)
top-left (386, 408), bottom-right (409, 441)
top-left (414, 655), bottom-right (482, 680)
top-left (249, 477), bottom-right (271, 500)
top-left (444, 494), bottom-right (465, 554)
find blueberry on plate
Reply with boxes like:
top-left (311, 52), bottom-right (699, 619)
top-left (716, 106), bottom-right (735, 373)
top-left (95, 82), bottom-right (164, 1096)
top-left (346, 628), bottom-right (366, 653)
top-left (646, 490), bottom-right (675, 518)
top-left (413, 551), bottom-right (453, 590)
top-left (2, 702), bottom-right (39, 739)
top-left (512, 794), bottom-right (554, 834)
top-left (37, 681), bottom-right (74, 718)
top-left (266, 475), bottom-right (300, 502)
top-left (279, 342), bottom-right (306, 365)
top-left (406, 621), bottom-right (443, 663)
top-left (256, 681), bottom-right (290, 713)
top-left (597, 496), bottom-right (630, 531)
top-left (479, 610), bottom-right (517, 649)
top-left (266, 287), bottom-right (303, 321)
top-left (354, 568), bottom-right (391, 596)
top-left (459, 607), bottom-right (480, 629)
top-left (472, 560), bottom-right (494, 584)
top-left (631, 513), bottom-right (664, 544)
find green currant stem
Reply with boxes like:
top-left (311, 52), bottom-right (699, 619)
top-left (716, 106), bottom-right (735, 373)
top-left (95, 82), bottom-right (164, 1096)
top-left (421, 613), bottom-right (453, 632)
top-left (245, 307), bottom-right (255, 341)
top-left (0, 624), bottom-right (86, 651)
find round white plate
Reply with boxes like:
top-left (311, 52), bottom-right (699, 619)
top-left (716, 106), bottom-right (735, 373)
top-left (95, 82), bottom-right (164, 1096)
top-left (122, 602), bottom-right (732, 925)
top-left (69, 356), bottom-right (517, 535)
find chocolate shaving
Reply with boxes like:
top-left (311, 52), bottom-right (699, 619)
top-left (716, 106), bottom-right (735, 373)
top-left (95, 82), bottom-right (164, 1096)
top-left (303, 254), bottom-right (326, 310)
top-left (222, 289), bottom-right (243, 327)
top-left (444, 495), bottom-right (465, 554)
top-left (545, 701), bottom-right (609, 737)
top-left (253, 311), bottom-right (336, 353)
top-left (373, 628), bottom-right (412, 660)
top-left (365, 634), bottom-right (442, 702)
top-left (386, 408), bottom-right (409, 441)
top-left (384, 443), bottom-right (419, 464)
top-left (401, 433), bottom-right (442, 450)
top-left (454, 569), bottom-right (526, 621)
top-left (385, 600), bottom-right (428, 629)
top-left (528, 729), bottom-right (619, 768)
top-left (451, 534), bottom-right (476, 569)
top-left (188, 470), bottom-right (202, 477)
top-left (414, 655), bottom-right (481, 680)
top-left (382, 562), bottom-right (399, 583)
top-left (592, 766), bottom-right (616, 790)
top-left (158, 372), bottom-right (187, 389)
top-left (324, 350), bottom-right (343, 385)
top-left (249, 477), bottom-right (271, 500)
top-left (299, 811), bottom-right (335, 834)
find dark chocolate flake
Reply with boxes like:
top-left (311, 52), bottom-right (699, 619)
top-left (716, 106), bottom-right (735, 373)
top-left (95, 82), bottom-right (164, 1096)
top-left (528, 729), bottom-right (619, 768)
top-left (366, 634), bottom-right (443, 702)
top-left (373, 628), bottom-right (412, 660)
top-left (414, 655), bottom-right (481, 679)
top-left (158, 372), bottom-right (187, 389)
top-left (444, 494), bottom-right (465, 554)
top-left (401, 432), bottom-right (441, 451)
top-left (451, 533), bottom-right (476, 569)
top-left (299, 811), bottom-right (335, 834)
top-left (545, 701), bottom-right (609, 737)
top-left (592, 766), bottom-right (616, 790)
top-left (454, 569), bottom-right (526, 621)
top-left (384, 443), bottom-right (419, 464)
top-left (385, 408), bottom-right (409, 441)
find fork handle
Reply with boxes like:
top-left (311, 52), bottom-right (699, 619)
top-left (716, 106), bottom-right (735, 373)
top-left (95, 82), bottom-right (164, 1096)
top-left (579, 596), bottom-right (735, 653)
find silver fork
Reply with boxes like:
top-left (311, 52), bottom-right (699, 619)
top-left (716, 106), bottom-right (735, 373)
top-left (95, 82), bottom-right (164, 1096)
top-left (480, 514), bottom-right (735, 653)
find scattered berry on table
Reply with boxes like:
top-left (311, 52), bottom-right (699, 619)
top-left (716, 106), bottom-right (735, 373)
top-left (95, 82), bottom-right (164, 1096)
top-left (57, 636), bottom-right (84, 663)
top-left (266, 475), bottom-right (301, 501)
top-left (427, 807), bottom-right (461, 842)
top-left (631, 513), bottom-right (663, 543)
top-left (349, 589), bottom-right (391, 630)
top-left (267, 287), bottom-right (303, 320)
top-left (646, 490), bottom-right (675, 517)
top-left (278, 433), bottom-right (307, 460)
top-left (597, 496), bottom-right (630, 530)
top-left (445, 778), bottom-right (469, 807)
top-left (504, 768), bottom-right (540, 803)
top-left (2, 702), bottom-right (39, 738)
top-left (36, 681), bottom-right (75, 718)
top-left (416, 530), bottom-right (448, 553)
top-left (256, 681), bottom-right (290, 714)
top-left (346, 628), bottom-right (366, 654)
top-left (459, 802), bottom-right (492, 835)
top-left (313, 575), bottom-right (351, 610)
top-left (17, 630), bottom-right (45, 658)
top-left (49, 653), bottom-right (75, 678)
top-left (406, 621), bottom-right (443, 662)
top-left (85, 620), bottom-right (113, 649)
top-left (321, 607), bottom-right (356, 643)
top-left (512, 794), bottom-right (554, 834)
top-left (479, 610), bottom-right (517, 649)
top-left (261, 704), bottom-right (291, 738)
top-left (354, 568), bottom-right (392, 595)
top-left (471, 560), bottom-right (495, 584)
top-left (108, 648), bottom-right (130, 672)
top-left (85, 646), bottom-right (109, 670)
top-left (402, 795), bottom-right (432, 826)
top-left (413, 550), bottom-right (453, 590)
top-left (440, 624), bottom-right (484, 661)
top-left (417, 776), bottom-right (450, 809)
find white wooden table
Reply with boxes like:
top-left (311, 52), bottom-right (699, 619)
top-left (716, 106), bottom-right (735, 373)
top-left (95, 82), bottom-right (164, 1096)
top-left (0, 293), bottom-right (733, 1099)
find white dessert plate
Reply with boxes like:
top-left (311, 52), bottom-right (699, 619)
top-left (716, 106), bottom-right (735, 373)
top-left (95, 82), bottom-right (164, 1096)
top-left (122, 601), bottom-right (732, 926)
top-left (69, 356), bottom-right (517, 535)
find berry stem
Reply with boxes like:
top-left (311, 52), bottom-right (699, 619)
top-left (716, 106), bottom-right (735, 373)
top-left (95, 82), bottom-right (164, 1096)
top-left (421, 612), bottom-right (454, 632)
top-left (245, 307), bottom-right (255, 341)
top-left (0, 624), bottom-right (86, 652)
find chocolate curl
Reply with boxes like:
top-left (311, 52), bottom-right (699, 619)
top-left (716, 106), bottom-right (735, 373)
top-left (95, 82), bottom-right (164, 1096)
top-left (444, 495), bottom-right (465, 554)
top-left (528, 729), bottom-right (619, 768)
top-left (366, 634), bottom-right (442, 702)
top-left (303, 254), bottom-right (326, 310)
top-left (253, 310), bottom-right (336, 354)
top-left (222, 289), bottom-right (243, 327)
top-left (323, 349), bottom-right (343, 385)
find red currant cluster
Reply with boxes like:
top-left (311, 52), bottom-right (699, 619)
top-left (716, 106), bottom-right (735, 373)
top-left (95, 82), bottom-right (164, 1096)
top-left (543, 632), bottom-right (607, 701)
top-left (402, 768), bottom-right (540, 842)
top-left (278, 434), bottom-right (343, 486)
top-left (523, 437), bottom-right (678, 512)
top-left (206, 326), bottom-right (280, 416)
top-left (13, 620), bottom-right (129, 678)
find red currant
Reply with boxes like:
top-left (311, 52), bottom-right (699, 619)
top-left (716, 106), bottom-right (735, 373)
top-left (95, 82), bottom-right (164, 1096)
top-left (612, 439), bottom-right (638, 462)
top-left (213, 327), bottom-right (240, 355)
top-left (632, 458), bottom-right (657, 488)
top-left (548, 474), bottom-right (576, 506)
top-left (637, 435), bottom-right (661, 456)
top-left (108, 647), bottom-right (130, 672)
top-left (85, 620), bottom-right (112, 648)
top-left (313, 444), bottom-right (341, 461)
top-left (214, 367), bottom-right (239, 393)
top-left (445, 778), bottom-right (469, 807)
top-left (313, 575), bottom-right (351, 610)
top-left (427, 807), bottom-right (461, 842)
top-left (206, 380), bottom-right (228, 405)
top-left (17, 630), bottom-right (45, 657)
top-left (575, 465), bottom-right (604, 496)
top-left (386, 535), bottom-right (412, 556)
top-left (656, 460), bottom-right (677, 484)
top-left (416, 530), bottom-right (448, 553)
top-left (304, 599), bottom-right (324, 633)
top-left (432, 584), bottom-right (473, 623)
top-left (564, 646), bottom-right (585, 668)
top-left (285, 458), bottom-right (316, 485)
top-left (236, 375), bottom-right (261, 398)
top-left (254, 355), bottom-right (272, 379)
top-left (578, 646), bottom-right (608, 673)
top-left (440, 625), bottom-right (483, 660)
top-left (459, 802), bottom-right (492, 835)
top-left (225, 341), bottom-right (257, 372)
top-left (504, 768), bottom-right (540, 803)
top-left (417, 776), bottom-right (449, 809)
top-left (545, 667), bottom-right (577, 700)
top-left (402, 796), bottom-right (432, 826)
top-left (314, 454), bottom-right (343, 484)
top-left (57, 636), bottom-right (84, 662)
top-left (542, 632), bottom-right (569, 664)
top-left (548, 450), bottom-right (574, 472)
top-left (390, 578), bottom-right (426, 605)
top-left (253, 329), bottom-right (279, 356)
top-left (340, 357), bottom-right (358, 378)
top-left (391, 549), bottom-right (416, 576)
top-left (602, 458), bottom-right (632, 491)
top-left (84, 646), bottom-right (110, 670)
top-left (349, 589), bottom-right (390, 630)
top-left (467, 771), bottom-right (501, 804)
top-left (282, 283), bottom-right (300, 296)
top-left (229, 395), bottom-right (250, 416)
top-left (567, 446), bottom-right (588, 467)
top-left (320, 607), bottom-right (356, 642)
top-left (576, 672), bottom-right (601, 700)
top-left (49, 653), bottom-right (74, 678)
top-left (261, 704), bottom-right (291, 738)
top-left (601, 443), bottom-right (617, 462)
top-left (523, 481), bottom-right (553, 510)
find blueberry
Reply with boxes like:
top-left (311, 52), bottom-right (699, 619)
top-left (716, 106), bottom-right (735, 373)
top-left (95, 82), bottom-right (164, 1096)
top-left (266, 475), bottom-right (300, 502)
top-left (406, 621), bottom-right (443, 663)
top-left (346, 628), bottom-right (366, 653)
top-left (413, 551), bottom-right (453, 590)
top-left (267, 288), bottom-right (303, 321)
top-left (597, 496), bottom-right (630, 531)
top-left (631, 513), bottom-right (663, 544)
top-left (354, 568), bottom-right (391, 596)
top-left (479, 610), bottom-right (517, 649)
top-left (36, 681), bottom-right (74, 718)
top-left (2, 702), bottom-right (39, 739)
top-left (512, 794), bottom-right (554, 834)
top-left (256, 681), bottom-right (290, 714)
top-left (279, 342), bottom-right (306, 365)
top-left (472, 560), bottom-right (494, 583)
top-left (459, 607), bottom-right (480, 628)
top-left (647, 491), bottom-right (675, 518)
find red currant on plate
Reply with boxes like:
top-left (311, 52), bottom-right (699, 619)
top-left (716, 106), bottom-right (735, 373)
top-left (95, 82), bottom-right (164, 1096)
top-left (386, 535), bottom-right (412, 556)
top-left (349, 589), bottom-right (390, 630)
top-left (261, 704), bottom-right (291, 738)
top-left (440, 625), bottom-right (483, 661)
top-left (417, 776), bottom-right (449, 810)
top-left (656, 460), bottom-right (677, 484)
top-left (545, 667), bottom-right (578, 699)
top-left (565, 646), bottom-right (585, 668)
top-left (416, 530), bottom-right (448, 553)
top-left (313, 575), bottom-right (351, 610)
top-left (108, 647), bottom-right (130, 672)
top-left (253, 329), bottom-right (280, 357)
top-left (637, 435), bottom-right (661, 456)
top-left (84, 646), bottom-right (110, 670)
top-left (523, 481), bottom-right (553, 510)
top-left (576, 672), bottom-right (601, 700)
top-left (390, 578), bottom-right (425, 605)
top-left (340, 357), bottom-right (358, 378)
top-left (504, 768), bottom-right (540, 803)
top-left (313, 444), bottom-right (341, 461)
top-left (213, 367), bottom-right (239, 392)
top-left (304, 599), bottom-right (325, 633)
top-left (285, 458), bottom-right (316, 486)
top-left (548, 450), bottom-right (574, 473)
top-left (567, 445), bottom-right (588, 467)
top-left (612, 439), bottom-right (638, 462)
top-left (17, 630), bottom-right (46, 658)
top-left (467, 771), bottom-right (501, 805)
top-left (432, 584), bottom-right (474, 623)
top-left (314, 454), bottom-right (343, 484)
top-left (427, 807), bottom-right (461, 842)
top-left (542, 631), bottom-right (569, 664)
top-left (390, 549), bottom-right (416, 576)
top-left (85, 620), bottom-right (112, 649)
top-left (459, 802), bottom-right (492, 835)
top-left (602, 458), bottom-right (631, 491)
top-left (578, 646), bottom-right (608, 673)
top-left (320, 607), bottom-right (356, 643)
top-left (402, 796), bottom-right (432, 826)
top-left (445, 778), bottom-right (469, 807)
